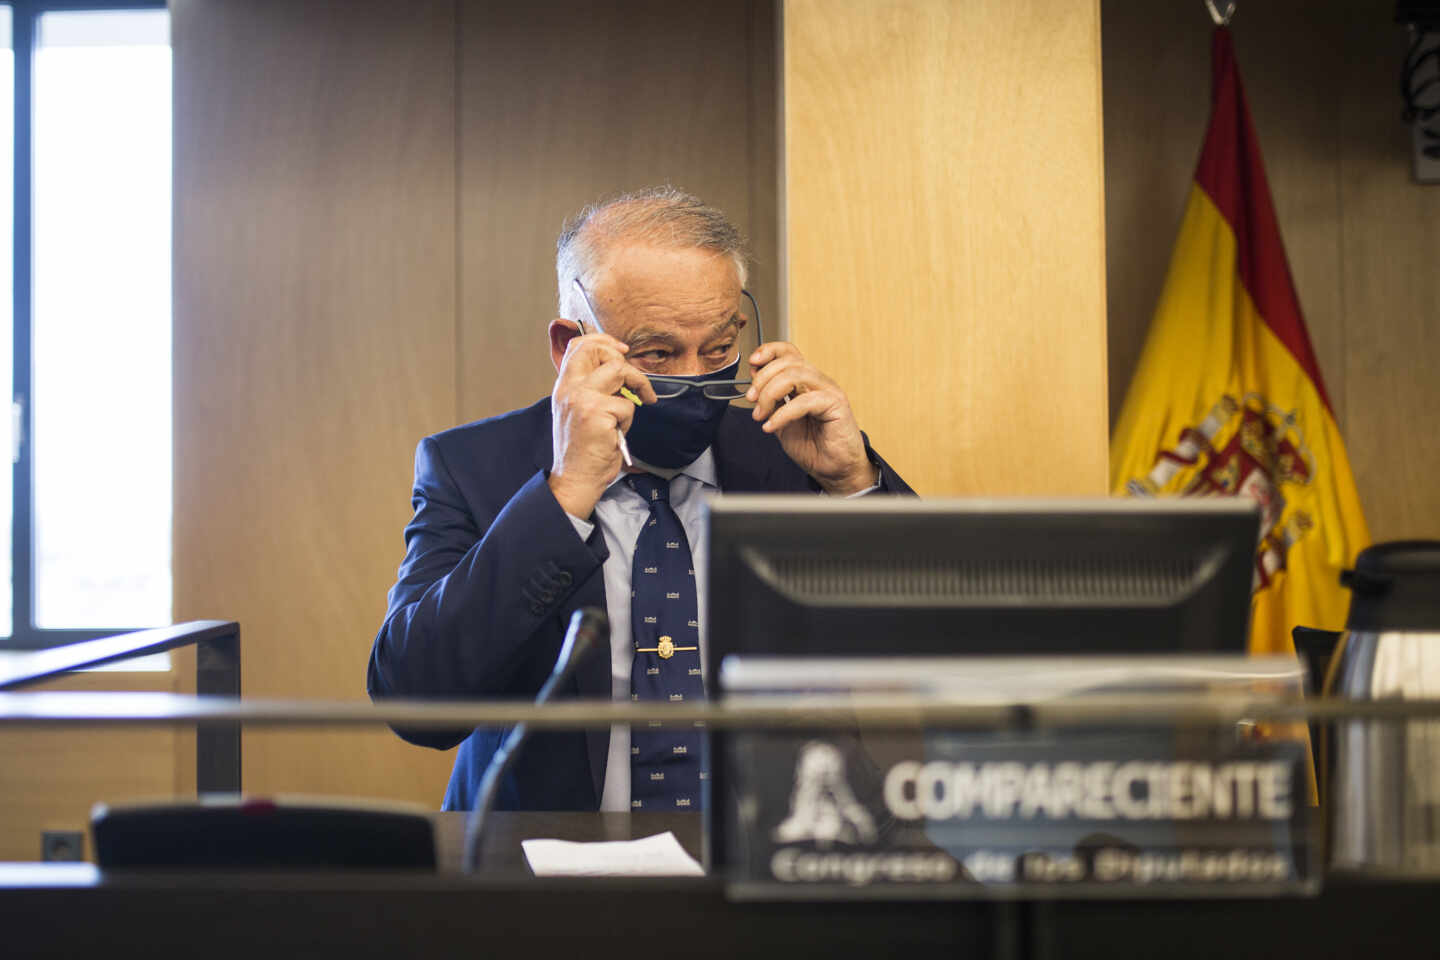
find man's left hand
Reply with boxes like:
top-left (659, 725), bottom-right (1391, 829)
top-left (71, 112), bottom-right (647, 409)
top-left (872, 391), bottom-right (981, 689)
top-left (746, 342), bottom-right (876, 496)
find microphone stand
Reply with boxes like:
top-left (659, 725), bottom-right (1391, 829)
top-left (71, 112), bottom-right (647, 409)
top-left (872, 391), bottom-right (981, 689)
top-left (461, 607), bottom-right (607, 873)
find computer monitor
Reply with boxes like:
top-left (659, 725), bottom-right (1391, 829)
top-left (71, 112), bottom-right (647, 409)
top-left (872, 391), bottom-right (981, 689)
top-left (701, 496), bottom-right (1269, 881)
top-left (703, 496), bottom-right (1261, 681)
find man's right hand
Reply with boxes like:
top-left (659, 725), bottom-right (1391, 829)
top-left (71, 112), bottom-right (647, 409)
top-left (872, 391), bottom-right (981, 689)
top-left (547, 329), bottom-right (657, 520)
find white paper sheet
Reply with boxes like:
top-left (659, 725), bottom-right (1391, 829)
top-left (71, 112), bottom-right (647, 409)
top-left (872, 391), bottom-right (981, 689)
top-left (521, 831), bottom-right (704, 877)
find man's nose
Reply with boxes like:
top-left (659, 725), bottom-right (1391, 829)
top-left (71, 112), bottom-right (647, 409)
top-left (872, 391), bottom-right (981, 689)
top-left (671, 352), bottom-right (706, 377)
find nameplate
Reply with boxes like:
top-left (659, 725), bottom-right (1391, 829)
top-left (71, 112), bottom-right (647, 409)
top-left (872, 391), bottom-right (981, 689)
top-left (721, 728), bottom-right (1315, 898)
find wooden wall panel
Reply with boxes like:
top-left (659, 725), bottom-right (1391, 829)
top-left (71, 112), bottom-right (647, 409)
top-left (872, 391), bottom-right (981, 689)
top-left (172, 0), bottom-right (459, 803)
top-left (1336, 9), bottom-right (1440, 542)
top-left (457, 0), bottom-right (779, 421)
top-left (1103, 0), bottom-right (1440, 544)
top-left (0, 671), bottom-right (174, 861)
top-left (749, 1), bottom-right (781, 338)
top-left (782, 0), bottom-right (1110, 496)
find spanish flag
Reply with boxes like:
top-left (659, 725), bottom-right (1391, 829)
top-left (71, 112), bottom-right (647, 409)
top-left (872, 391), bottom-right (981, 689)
top-left (1110, 28), bottom-right (1370, 657)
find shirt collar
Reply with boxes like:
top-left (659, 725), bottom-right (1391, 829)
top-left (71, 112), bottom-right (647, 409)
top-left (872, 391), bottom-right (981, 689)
top-left (604, 447), bottom-right (719, 493)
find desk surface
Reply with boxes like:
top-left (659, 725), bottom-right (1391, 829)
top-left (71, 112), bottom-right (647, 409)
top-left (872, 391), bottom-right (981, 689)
top-left (2, 812), bottom-right (1436, 960)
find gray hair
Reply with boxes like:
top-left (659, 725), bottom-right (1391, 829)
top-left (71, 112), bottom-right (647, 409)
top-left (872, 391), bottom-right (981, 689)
top-left (555, 186), bottom-right (749, 323)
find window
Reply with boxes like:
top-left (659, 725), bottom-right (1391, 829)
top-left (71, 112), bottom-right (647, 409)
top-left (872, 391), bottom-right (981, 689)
top-left (3, 1), bottom-right (170, 649)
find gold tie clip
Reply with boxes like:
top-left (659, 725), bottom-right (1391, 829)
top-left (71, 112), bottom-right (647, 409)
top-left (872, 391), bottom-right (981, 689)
top-left (636, 635), bottom-right (697, 660)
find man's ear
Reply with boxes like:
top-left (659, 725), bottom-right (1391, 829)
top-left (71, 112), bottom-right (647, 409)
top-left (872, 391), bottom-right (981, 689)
top-left (548, 318), bottom-right (581, 373)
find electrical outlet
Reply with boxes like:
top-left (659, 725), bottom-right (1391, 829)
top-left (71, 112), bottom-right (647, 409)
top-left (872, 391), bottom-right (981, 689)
top-left (41, 830), bottom-right (84, 862)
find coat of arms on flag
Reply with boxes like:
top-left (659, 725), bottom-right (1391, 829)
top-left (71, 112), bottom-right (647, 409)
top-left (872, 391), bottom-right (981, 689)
top-left (1110, 27), bottom-right (1370, 657)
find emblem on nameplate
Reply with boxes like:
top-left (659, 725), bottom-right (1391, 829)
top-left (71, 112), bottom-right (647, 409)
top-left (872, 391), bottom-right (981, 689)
top-left (773, 741), bottom-right (878, 848)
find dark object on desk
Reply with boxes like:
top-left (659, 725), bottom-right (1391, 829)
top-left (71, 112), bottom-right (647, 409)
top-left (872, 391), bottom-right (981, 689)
top-left (91, 796), bottom-right (436, 870)
top-left (1293, 625), bottom-right (1342, 778)
top-left (461, 607), bottom-right (606, 873)
top-left (1339, 540), bottom-right (1440, 631)
top-left (1292, 626), bottom-right (1342, 696)
top-left (705, 496), bottom-right (1260, 679)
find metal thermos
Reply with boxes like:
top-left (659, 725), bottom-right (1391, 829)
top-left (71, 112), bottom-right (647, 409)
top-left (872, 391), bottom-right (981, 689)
top-left (1328, 541), bottom-right (1440, 872)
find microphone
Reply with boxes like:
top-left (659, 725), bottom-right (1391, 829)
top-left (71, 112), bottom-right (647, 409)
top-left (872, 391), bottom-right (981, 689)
top-left (461, 607), bottom-right (607, 873)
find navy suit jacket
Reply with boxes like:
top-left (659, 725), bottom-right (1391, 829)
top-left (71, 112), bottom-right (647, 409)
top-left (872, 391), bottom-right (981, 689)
top-left (368, 396), bottom-right (911, 811)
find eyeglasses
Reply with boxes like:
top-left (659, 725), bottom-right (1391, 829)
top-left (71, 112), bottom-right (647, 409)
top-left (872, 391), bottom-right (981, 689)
top-left (572, 278), bottom-right (762, 401)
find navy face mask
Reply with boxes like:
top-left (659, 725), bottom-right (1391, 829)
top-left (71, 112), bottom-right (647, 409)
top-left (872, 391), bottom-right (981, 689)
top-left (625, 359), bottom-right (740, 469)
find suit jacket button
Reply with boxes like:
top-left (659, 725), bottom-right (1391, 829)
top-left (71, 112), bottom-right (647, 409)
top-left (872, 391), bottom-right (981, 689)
top-left (529, 602), bottom-right (545, 616)
top-left (556, 571), bottom-right (573, 587)
top-left (539, 589), bottom-right (556, 604)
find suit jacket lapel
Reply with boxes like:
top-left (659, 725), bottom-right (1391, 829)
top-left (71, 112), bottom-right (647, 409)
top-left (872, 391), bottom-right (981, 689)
top-left (713, 408), bottom-right (774, 492)
top-left (530, 398), bottom-right (555, 474)
top-left (713, 407), bottom-right (818, 493)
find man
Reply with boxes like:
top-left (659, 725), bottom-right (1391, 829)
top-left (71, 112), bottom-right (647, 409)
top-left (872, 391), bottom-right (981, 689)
top-left (368, 187), bottom-right (911, 811)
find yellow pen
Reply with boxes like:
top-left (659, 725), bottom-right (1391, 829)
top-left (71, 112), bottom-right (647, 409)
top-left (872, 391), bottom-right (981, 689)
top-left (614, 388), bottom-right (641, 467)
top-left (573, 279), bottom-right (640, 467)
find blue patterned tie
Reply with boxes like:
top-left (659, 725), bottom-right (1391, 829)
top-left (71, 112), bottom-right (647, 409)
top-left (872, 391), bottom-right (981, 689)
top-left (627, 473), bottom-right (706, 811)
